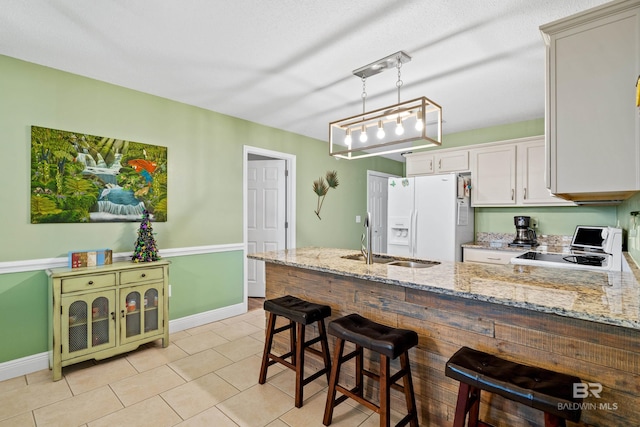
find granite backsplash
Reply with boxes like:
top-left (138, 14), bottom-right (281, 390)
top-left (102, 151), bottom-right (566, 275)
top-left (475, 232), bottom-right (572, 247)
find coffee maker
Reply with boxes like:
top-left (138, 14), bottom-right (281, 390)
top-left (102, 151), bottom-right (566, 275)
top-left (510, 216), bottom-right (538, 247)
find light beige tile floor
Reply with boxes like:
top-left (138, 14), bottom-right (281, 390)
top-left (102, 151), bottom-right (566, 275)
top-left (0, 301), bottom-right (402, 427)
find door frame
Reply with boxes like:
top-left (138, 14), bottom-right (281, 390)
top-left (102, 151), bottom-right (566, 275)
top-left (243, 146), bottom-right (296, 308)
top-left (366, 170), bottom-right (398, 254)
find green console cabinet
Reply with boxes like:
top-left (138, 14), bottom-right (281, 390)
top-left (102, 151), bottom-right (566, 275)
top-left (47, 260), bottom-right (169, 381)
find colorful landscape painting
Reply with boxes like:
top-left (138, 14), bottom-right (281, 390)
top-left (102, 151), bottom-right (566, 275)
top-left (30, 126), bottom-right (167, 223)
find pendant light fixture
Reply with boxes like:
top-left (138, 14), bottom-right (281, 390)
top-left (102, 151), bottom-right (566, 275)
top-left (329, 51), bottom-right (442, 160)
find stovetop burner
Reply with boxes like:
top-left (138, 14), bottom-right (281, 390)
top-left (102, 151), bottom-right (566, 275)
top-left (562, 255), bottom-right (606, 266)
top-left (514, 251), bottom-right (609, 269)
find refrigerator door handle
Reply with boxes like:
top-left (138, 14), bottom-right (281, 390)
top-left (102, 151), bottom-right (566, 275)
top-left (412, 210), bottom-right (418, 256)
top-left (408, 210), bottom-right (414, 254)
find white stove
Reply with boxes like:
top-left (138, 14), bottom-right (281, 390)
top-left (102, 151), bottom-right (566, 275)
top-left (511, 226), bottom-right (623, 272)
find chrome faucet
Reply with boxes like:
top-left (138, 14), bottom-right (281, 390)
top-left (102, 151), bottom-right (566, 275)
top-left (361, 212), bottom-right (373, 264)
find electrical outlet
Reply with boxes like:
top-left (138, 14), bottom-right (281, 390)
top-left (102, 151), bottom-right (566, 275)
top-left (530, 217), bottom-right (539, 229)
top-left (169, 285), bottom-right (172, 297)
top-left (356, 215), bottom-right (361, 223)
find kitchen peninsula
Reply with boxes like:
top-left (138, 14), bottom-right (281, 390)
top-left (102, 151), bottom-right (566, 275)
top-left (249, 247), bottom-right (640, 427)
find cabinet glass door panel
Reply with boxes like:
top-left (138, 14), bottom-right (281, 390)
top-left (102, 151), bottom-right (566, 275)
top-left (62, 291), bottom-right (116, 359)
top-left (91, 296), bottom-right (110, 346)
top-left (143, 288), bottom-right (159, 332)
top-left (68, 300), bottom-right (88, 353)
top-left (124, 291), bottom-right (141, 337)
top-left (120, 284), bottom-right (164, 345)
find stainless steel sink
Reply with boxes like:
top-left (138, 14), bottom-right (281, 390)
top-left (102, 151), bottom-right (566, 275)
top-left (342, 253), bottom-right (439, 268)
top-left (341, 253), bottom-right (396, 264)
top-left (387, 260), bottom-right (440, 268)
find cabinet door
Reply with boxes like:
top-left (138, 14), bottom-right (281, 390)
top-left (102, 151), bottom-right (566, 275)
top-left (518, 140), bottom-right (574, 206)
top-left (435, 151), bottom-right (469, 173)
top-left (61, 291), bottom-right (116, 359)
top-left (406, 153), bottom-right (434, 176)
top-left (544, 5), bottom-right (640, 196)
top-left (120, 284), bottom-right (164, 345)
top-left (471, 145), bottom-right (516, 206)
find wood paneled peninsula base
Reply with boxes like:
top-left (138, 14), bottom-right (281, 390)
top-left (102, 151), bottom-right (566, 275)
top-left (248, 248), bottom-right (640, 427)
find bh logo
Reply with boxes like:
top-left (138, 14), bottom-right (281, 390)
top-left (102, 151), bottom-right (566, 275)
top-left (573, 382), bottom-right (602, 398)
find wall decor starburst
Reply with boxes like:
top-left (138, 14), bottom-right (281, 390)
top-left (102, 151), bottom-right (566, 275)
top-left (312, 170), bottom-right (339, 219)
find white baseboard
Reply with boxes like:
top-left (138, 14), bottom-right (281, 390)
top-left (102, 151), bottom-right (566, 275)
top-left (168, 302), bottom-right (247, 333)
top-left (0, 352), bottom-right (50, 382)
top-left (0, 302), bottom-right (248, 382)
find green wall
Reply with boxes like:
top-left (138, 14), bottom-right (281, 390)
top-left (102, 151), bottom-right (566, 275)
top-left (475, 207), bottom-right (617, 235)
top-left (617, 192), bottom-right (640, 260)
top-left (0, 271), bottom-right (49, 361)
top-left (168, 252), bottom-right (244, 319)
top-left (0, 54), bottom-right (402, 364)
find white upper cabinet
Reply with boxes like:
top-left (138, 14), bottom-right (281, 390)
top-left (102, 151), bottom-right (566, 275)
top-left (517, 139), bottom-right (575, 206)
top-left (541, 0), bottom-right (640, 203)
top-left (405, 152), bottom-right (434, 176)
top-left (405, 150), bottom-right (469, 176)
top-left (471, 136), bottom-right (576, 207)
top-left (471, 144), bottom-right (517, 206)
top-left (435, 150), bottom-right (469, 174)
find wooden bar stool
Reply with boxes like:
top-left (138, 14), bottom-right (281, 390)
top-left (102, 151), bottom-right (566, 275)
top-left (259, 295), bottom-right (332, 408)
top-left (445, 346), bottom-right (582, 427)
top-left (323, 313), bottom-right (419, 427)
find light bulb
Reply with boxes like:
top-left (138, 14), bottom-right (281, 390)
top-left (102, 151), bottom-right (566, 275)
top-left (376, 121), bottom-right (385, 139)
top-left (415, 110), bottom-right (424, 131)
top-left (359, 125), bottom-right (368, 143)
top-left (344, 128), bottom-right (352, 145)
top-left (395, 117), bottom-right (404, 136)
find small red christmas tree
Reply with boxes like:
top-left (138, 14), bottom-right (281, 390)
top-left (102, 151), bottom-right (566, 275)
top-left (132, 210), bottom-right (160, 262)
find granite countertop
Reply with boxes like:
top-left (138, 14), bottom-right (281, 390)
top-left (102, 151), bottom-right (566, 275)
top-left (249, 247), bottom-right (640, 330)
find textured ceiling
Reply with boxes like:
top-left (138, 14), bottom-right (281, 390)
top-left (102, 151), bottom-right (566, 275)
top-left (0, 0), bottom-right (611, 158)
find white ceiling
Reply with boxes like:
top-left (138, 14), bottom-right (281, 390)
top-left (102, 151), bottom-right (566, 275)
top-left (0, 0), bottom-right (611, 159)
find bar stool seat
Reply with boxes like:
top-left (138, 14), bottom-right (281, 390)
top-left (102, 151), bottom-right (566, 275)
top-left (264, 295), bottom-right (331, 325)
top-left (259, 295), bottom-right (332, 408)
top-left (323, 313), bottom-right (419, 427)
top-left (445, 346), bottom-right (582, 427)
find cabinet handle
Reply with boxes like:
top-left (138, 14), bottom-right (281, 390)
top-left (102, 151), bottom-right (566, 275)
top-left (88, 280), bottom-right (94, 285)
top-left (429, 160), bottom-right (432, 170)
top-left (511, 189), bottom-right (514, 200)
top-left (524, 188), bottom-right (527, 199)
top-left (438, 159), bottom-right (442, 170)
top-left (141, 273), bottom-right (146, 278)
top-left (121, 310), bottom-right (125, 318)
top-left (111, 312), bottom-right (115, 320)
top-left (487, 257), bottom-right (501, 260)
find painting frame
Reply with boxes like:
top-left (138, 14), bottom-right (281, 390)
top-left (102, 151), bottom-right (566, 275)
top-left (30, 125), bottom-right (167, 223)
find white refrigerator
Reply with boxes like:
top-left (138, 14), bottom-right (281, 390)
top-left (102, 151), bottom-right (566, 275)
top-left (386, 173), bottom-right (473, 262)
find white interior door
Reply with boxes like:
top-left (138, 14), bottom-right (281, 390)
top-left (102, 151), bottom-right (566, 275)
top-left (247, 159), bottom-right (286, 297)
top-left (367, 171), bottom-right (398, 254)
